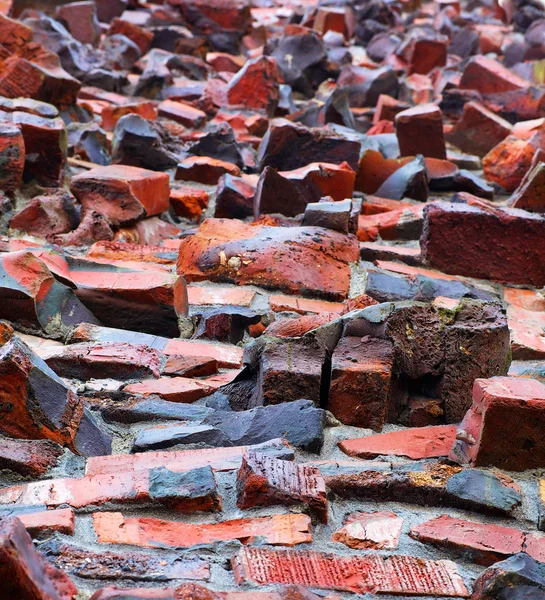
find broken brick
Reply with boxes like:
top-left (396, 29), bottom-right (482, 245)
top-left (0, 122), bottom-right (24, 192)
top-left (395, 104), bottom-right (447, 159)
top-left (332, 511), bottom-right (403, 550)
top-left (93, 512), bottom-right (311, 548)
top-left (175, 156), bottom-right (241, 184)
top-left (71, 164), bottom-right (170, 227)
top-left (236, 451), bottom-right (328, 523)
top-left (170, 186), bottom-right (209, 222)
top-left (450, 377), bottom-right (545, 471)
top-left (339, 425), bottom-right (457, 460)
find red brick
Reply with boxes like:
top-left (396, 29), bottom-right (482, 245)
top-left (101, 101), bottom-right (157, 131)
top-left (170, 186), bottom-right (209, 222)
top-left (482, 133), bottom-right (544, 192)
top-left (459, 55), bottom-right (530, 94)
top-left (507, 161), bottom-right (545, 212)
top-left (9, 193), bottom-right (76, 240)
top-left (0, 517), bottom-right (77, 600)
top-left (90, 588), bottom-right (174, 600)
top-left (87, 241), bottom-right (177, 265)
top-left (395, 103), bottom-right (447, 159)
top-left (504, 287), bottom-right (545, 312)
top-left (446, 101), bottom-right (512, 157)
top-left (332, 511), bottom-right (403, 550)
top-left (314, 7), bottom-right (346, 35)
top-left (207, 52), bottom-right (245, 73)
top-left (56, 1), bottom-right (101, 44)
top-left (339, 425), bottom-right (457, 460)
top-left (0, 57), bottom-right (81, 108)
top-left (175, 584), bottom-right (340, 600)
top-left (43, 341), bottom-right (164, 380)
top-left (236, 451), bottom-right (328, 523)
top-left (109, 17), bottom-right (153, 54)
top-left (93, 512), bottom-right (311, 548)
top-left (0, 438), bottom-right (63, 477)
top-left (188, 285), bottom-right (255, 307)
top-left (232, 547), bottom-right (469, 596)
top-left (328, 336), bottom-right (394, 430)
top-left (123, 377), bottom-right (213, 403)
top-left (421, 201), bottom-right (545, 286)
top-left (373, 95), bottom-right (411, 124)
top-left (226, 56), bottom-right (282, 117)
top-left (158, 99), bottom-right (207, 128)
top-left (175, 156), bottom-right (241, 184)
top-left (264, 314), bottom-right (334, 338)
top-left (0, 14), bottom-right (32, 53)
top-left (408, 38), bottom-right (448, 75)
top-left (410, 515), bottom-right (525, 565)
top-left (269, 295), bottom-right (344, 315)
top-left (177, 218), bottom-right (359, 301)
top-left (0, 122), bottom-right (24, 192)
top-left (280, 161), bottom-right (356, 202)
top-left (0, 466), bottom-right (221, 512)
top-left (450, 376), bottom-right (545, 471)
top-left (71, 165), bottom-right (170, 226)
top-left (86, 438), bottom-right (292, 476)
top-left (17, 507), bottom-right (75, 537)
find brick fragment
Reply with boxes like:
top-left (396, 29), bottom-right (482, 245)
top-left (86, 438), bottom-right (293, 476)
top-left (177, 218), bottom-right (359, 301)
top-left (508, 160), bottom-right (545, 212)
top-left (446, 101), bottom-right (512, 157)
top-left (3, 507), bottom-right (75, 537)
top-left (269, 295), bottom-right (344, 315)
top-left (332, 511), bottom-right (403, 550)
top-left (56, 1), bottom-right (101, 44)
top-left (410, 515), bottom-right (529, 566)
top-left (0, 438), bottom-right (63, 477)
top-left (257, 118), bottom-right (360, 172)
top-left (43, 342), bottom-right (164, 380)
top-left (328, 336), bottom-right (393, 430)
top-left (323, 460), bottom-right (521, 515)
top-left (0, 466), bottom-right (221, 512)
top-left (395, 104), bottom-right (446, 159)
top-left (0, 517), bottom-right (77, 600)
top-left (450, 377), bottom-right (545, 470)
top-left (158, 99), bottom-right (207, 128)
top-left (109, 17), bottom-right (153, 54)
top-left (101, 101), bottom-right (157, 131)
top-left (281, 161), bottom-right (356, 202)
top-left (188, 285), bottom-right (255, 307)
top-left (175, 156), bottom-right (241, 184)
top-left (123, 377), bottom-right (213, 403)
top-left (459, 55), bottom-right (530, 94)
top-left (421, 201), bottom-right (545, 286)
top-left (71, 165), bottom-right (170, 227)
top-left (0, 122), bottom-right (24, 192)
top-left (236, 451), bottom-right (328, 523)
top-left (232, 547), bottom-right (469, 596)
top-left (170, 186), bottom-right (209, 221)
top-left (227, 56), bottom-right (282, 117)
top-left (94, 512), bottom-right (311, 548)
top-left (9, 193), bottom-right (78, 240)
top-left (339, 425), bottom-right (457, 460)
top-left (41, 541), bottom-right (208, 582)
top-left (214, 174), bottom-right (255, 218)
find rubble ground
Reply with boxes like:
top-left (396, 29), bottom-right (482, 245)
top-left (0, 0), bottom-right (545, 598)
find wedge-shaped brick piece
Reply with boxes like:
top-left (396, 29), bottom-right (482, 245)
top-left (508, 161), bottom-right (545, 213)
top-left (94, 512), bottom-right (311, 548)
top-left (71, 165), bottom-right (170, 226)
top-left (177, 219), bottom-right (359, 301)
top-left (450, 377), bottom-right (545, 470)
top-left (236, 451), bottom-right (328, 523)
top-left (232, 547), bottom-right (469, 596)
top-left (0, 438), bottom-right (63, 477)
top-left (459, 56), bottom-right (530, 95)
top-left (339, 425), bottom-right (457, 460)
top-left (0, 466), bottom-right (221, 513)
top-left (0, 517), bottom-right (77, 600)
